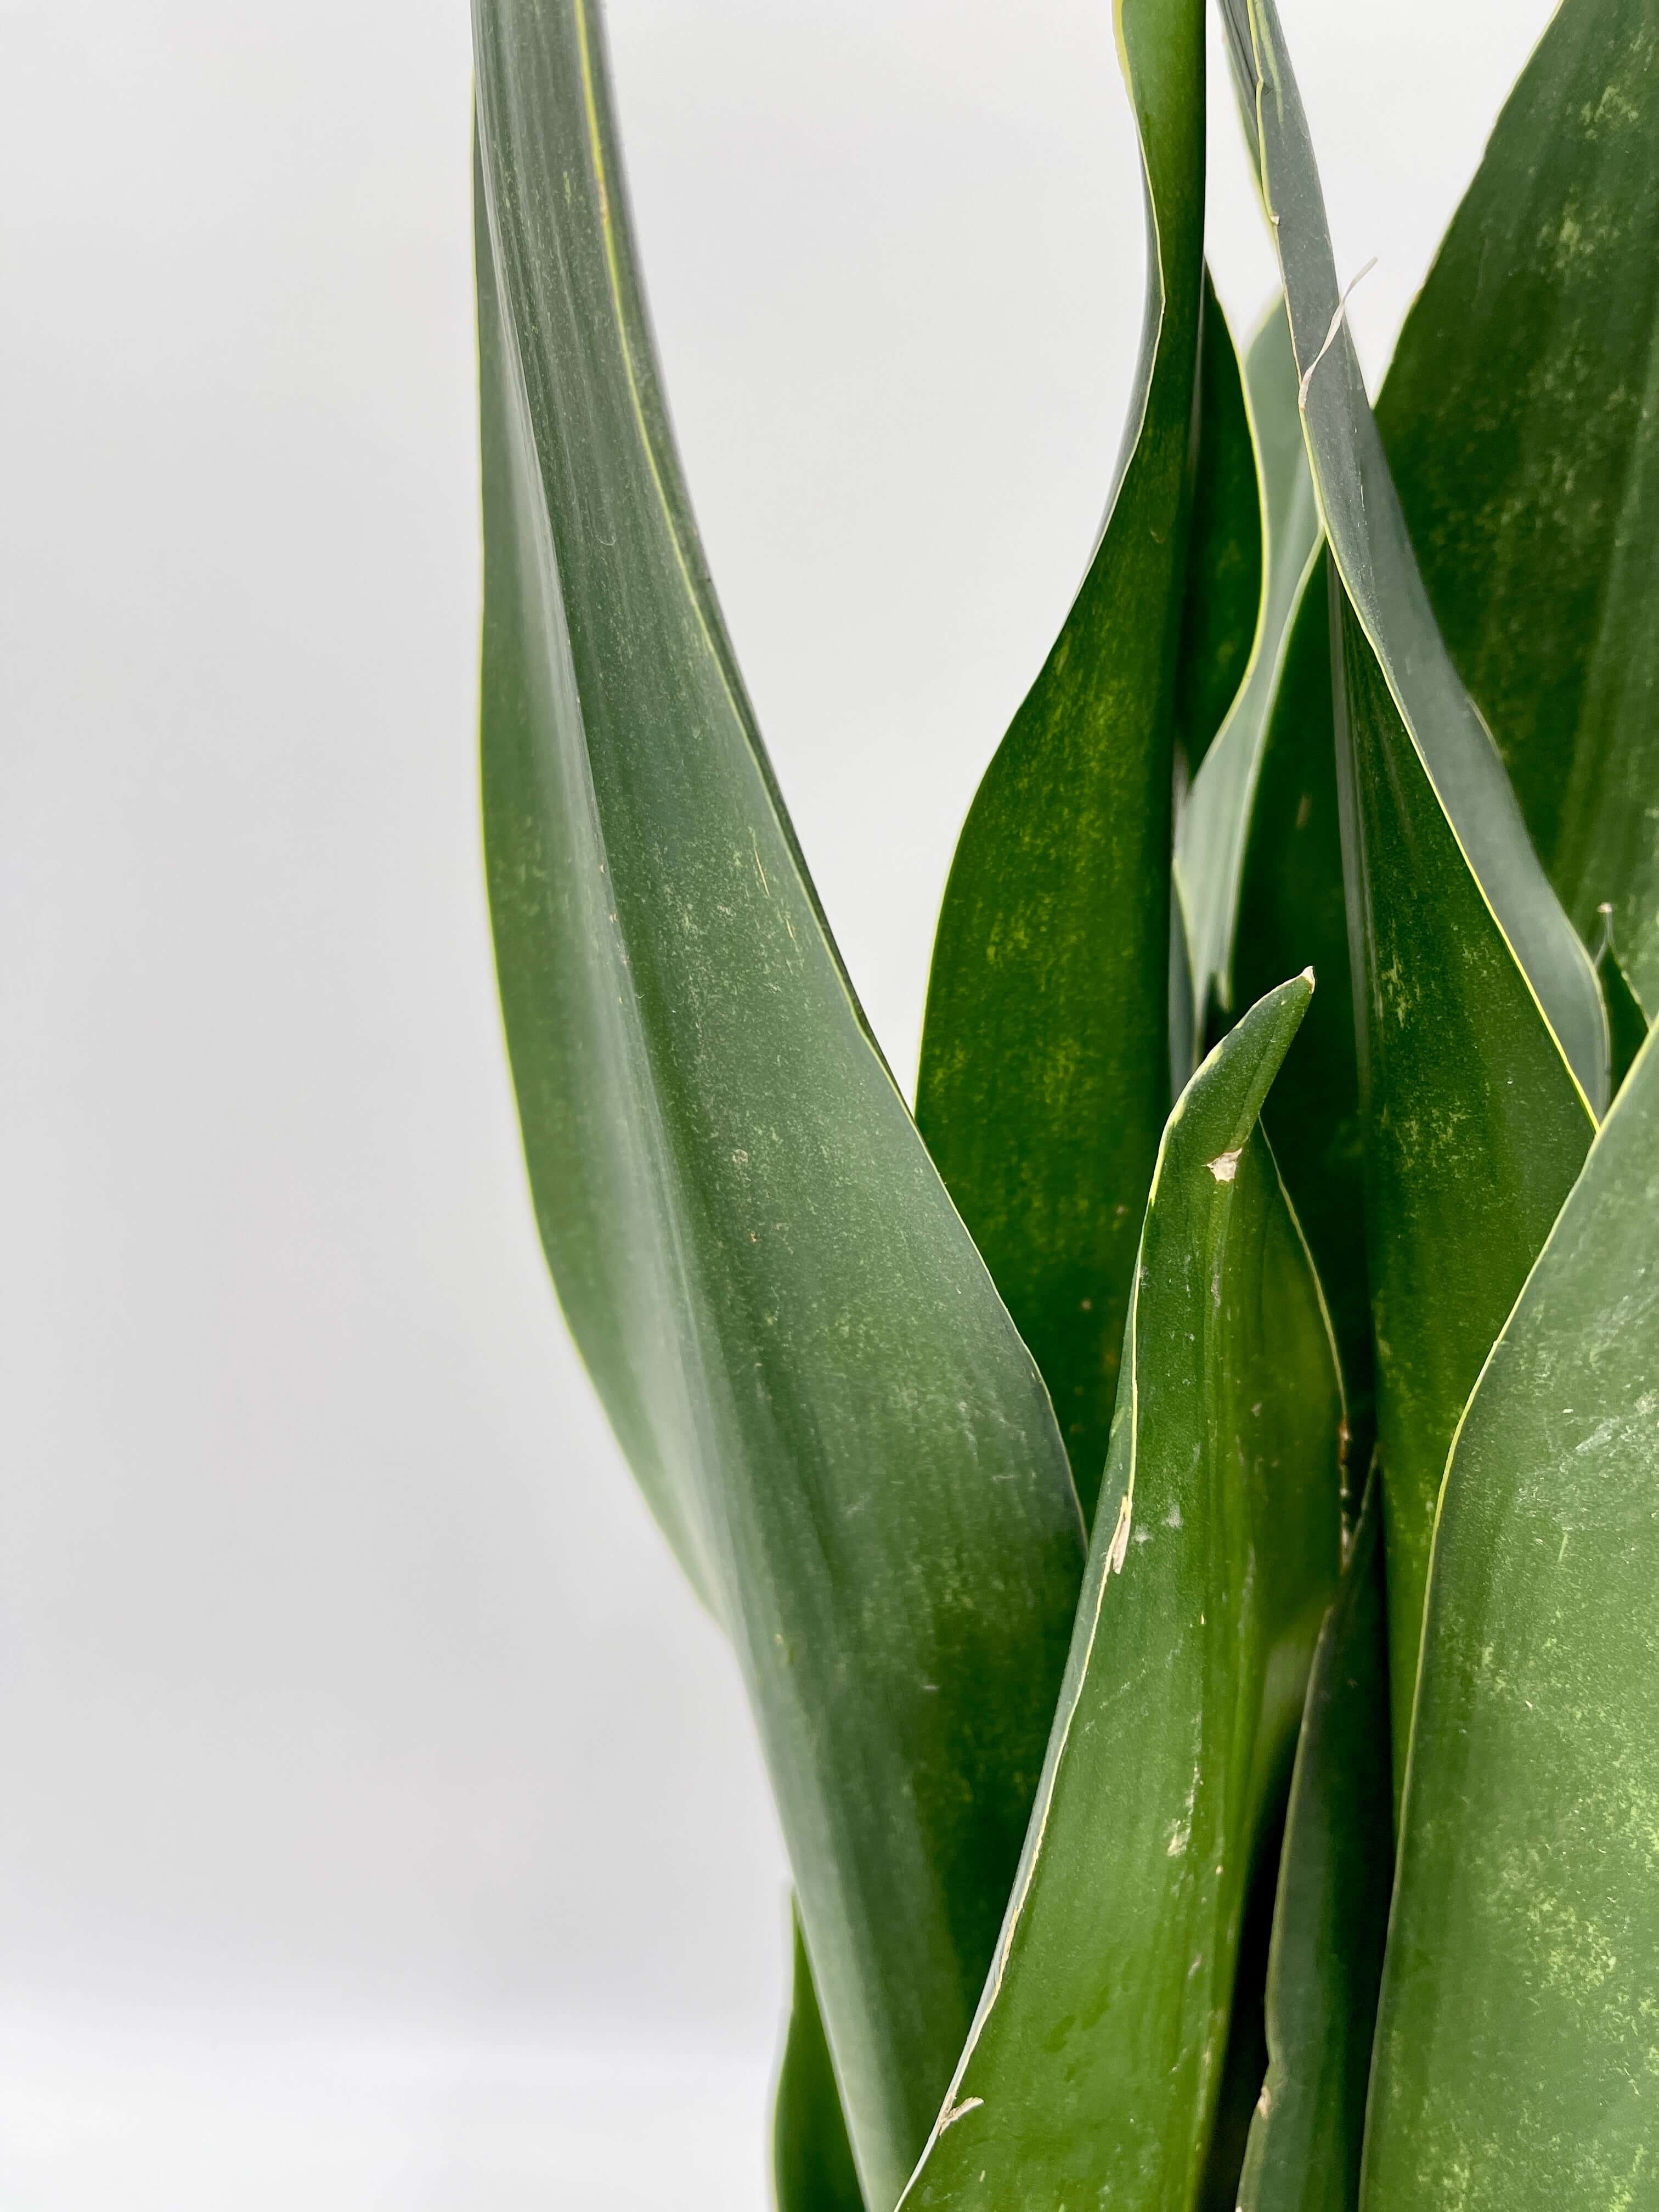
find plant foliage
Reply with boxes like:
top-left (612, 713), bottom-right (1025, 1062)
top-left (471, 0), bottom-right (1659, 2204)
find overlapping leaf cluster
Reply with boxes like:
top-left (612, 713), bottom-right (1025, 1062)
top-left (471, 0), bottom-right (1659, 2204)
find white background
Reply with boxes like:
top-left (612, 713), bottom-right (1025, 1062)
top-left (0, 1), bottom-right (1556, 2203)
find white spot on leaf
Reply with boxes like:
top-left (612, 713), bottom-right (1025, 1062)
top-left (1105, 1494), bottom-right (1133, 1576)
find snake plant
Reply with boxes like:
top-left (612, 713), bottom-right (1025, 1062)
top-left (471, 0), bottom-right (1659, 2203)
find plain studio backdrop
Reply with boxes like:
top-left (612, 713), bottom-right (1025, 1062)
top-left (0, 1), bottom-right (1555, 2204)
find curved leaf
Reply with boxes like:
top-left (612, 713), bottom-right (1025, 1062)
top-left (1175, 270), bottom-right (1263, 780)
top-left (1177, 297), bottom-right (1318, 1046)
top-left (1363, 1024), bottom-right (1659, 2211)
top-left (1238, 1472), bottom-right (1391, 2212)
top-left (900, 976), bottom-right (1343, 2212)
top-left (471, 10), bottom-right (1086, 2203)
top-left (1376, 0), bottom-right (1659, 1013)
top-left (1219, 0), bottom-right (1608, 1114)
top-left (1221, 0), bottom-right (1601, 1763)
top-left (775, 1905), bottom-right (865, 2212)
top-left (916, 0), bottom-right (1206, 1518)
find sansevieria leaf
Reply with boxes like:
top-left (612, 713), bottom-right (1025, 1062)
top-left (1227, 0), bottom-right (1659, 1441)
top-left (1331, 596), bottom-right (1594, 1771)
top-left (1174, 270), bottom-right (1262, 784)
top-left (1363, 1023), bottom-right (1659, 2210)
top-left (1220, 0), bottom-right (1601, 1763)
top-left (1177, 297), bottom-right (1317, 1052)
top-left (916, 0), bottom-right (1205, 1518)
top-left (1229, 558), bottom-right (1370, 1440)
top-left (1376, 0), bottom-right (1659, 1018)
top-left (1237, 1474), bottom-right (1391, 2212)
top-left (471, 8), bottom-right (1085, 2203)
top-left (1220, 0), bottom-right (1607, 1115)
top-left (899, 975), bottom-right (1342, 2212)
top-left (776, 1905), bottom-right (865, 2212)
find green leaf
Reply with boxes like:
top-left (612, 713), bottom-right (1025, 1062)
top-left (775, 1904), bottom-right (865, 2212)
top-left (1220, 0), bottom-right (1608, 1116)
top-left (1362, 1024), bottom-right (1659, 2211)
top-left (900, 976), bottom-right (1343, 2212)
top-left (1334, 588), bottom-right (1594, 1779)
top-left (1230, 555), bottom-right (1373, 1449)
top-left (1175, 271), bottom-right (1264, 780)
top-left (1375, 0), bottom-right (1659, 1014)
top-left (1221, 0), bottom-right (1601, 1768)
top-left (915, 0), bottom-right (1205, 1520)
top-left (1228, 0), bottom-right (1659, 1440)
top-left (1237, 1472), bottom-right (1391, 2212)
top-left (471, 10), bottom-right (1086, 2204)
top-left (1593, 907), bottom-right (1650, 1097)
top-left (1177, 297), bottom-right (1318, 1046)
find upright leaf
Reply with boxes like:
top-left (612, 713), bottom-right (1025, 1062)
top-left (1229, 557), bottom-right (1371, 1444)
top-left (1229, 0), bottom-right (1659, 1438)
top-left (1376, 0), bottom-right (1659, 1014)
top-left (776, 1905), bottom-right (865, 2212)
top-left (472, 10), bottom-right (1085, 2203)
top-left (1177, 298), bottom-right (1318, 1046)
top-left (1176, 302), bottom-right (1358, 1429)
top-left (1221, 0), bottom-right (1601, 1762)
top-left (900, 978), bottom-right (1342, 2212)
top-left (1175, 271), bottom-right (1263, 781)
top-left (916, 0), bottom-right (1205, 1517)
top-left (1221, 0), bottom-right (1607, 1113)
top-left (1238, 1474), bottom-right (1391, 2212)
top-left (1363, 1025), bottom-right (1659, 2212)
top-left (1334, 587), bottom-right (1593, 1780)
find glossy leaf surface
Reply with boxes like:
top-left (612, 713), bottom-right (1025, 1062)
top-left (1364, 1026), bottom-right (1659, 2211)
top-left (900, 977), bottom-right (1342, 2212)
top-left (1222, 0), bottom-right (1600, 1757)
top-left (1238, 1475), bottom-right (1391, 2212)
top-left (776, 1906), bottom-right (865, 2212)
top-left (1177, 298), bottom-right (1317, 1047)
top-left (916, 0), bottom-right (1205, 1517)
top-left (1377, 0), bottom-right (1659, 1013)
top-left (1219, 0), bottom-right (1607, 1115)
top-left (472, 9), bottom-right (1085, 2202)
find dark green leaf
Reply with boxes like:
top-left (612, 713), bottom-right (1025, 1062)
top-left (1376, 0), bottom-right (1659, 1013)
top-left (1237, 1471), bottom-right (1391, 2212)
top-left (1220, 0), bottom-right (1607, 1115)
top-left (1331, 588), bottom-right (1593, 1778)
top-left (472, 10), bottom-right (1085, 2203)
top-left (1176, 271), bottom-right (1263, 779)
top-left (900, 977), bottom-right (1343, 2212)
top-left (1230, 556), bottom-right (1372, 1453)
top-left (916, 0), bottom-right (1206, 1519)
top-left (1363, 1025), bottom-right (1659, 2211)
top-left (776, 1904), bottom-right (865, 2212)
top-left (1229, 0), bottom-right (1659, 1438)
top-left (1222, 0), bottom-right (1601, 1767)
top-left (1177, 296), bottom-right (1318, 1046)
